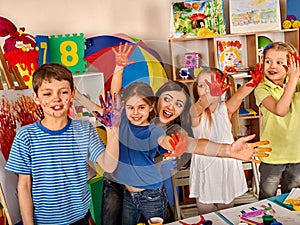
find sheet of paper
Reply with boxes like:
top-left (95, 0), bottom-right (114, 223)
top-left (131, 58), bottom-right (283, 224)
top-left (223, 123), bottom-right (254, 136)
top-left (217, 199), bottom-right (300, 225)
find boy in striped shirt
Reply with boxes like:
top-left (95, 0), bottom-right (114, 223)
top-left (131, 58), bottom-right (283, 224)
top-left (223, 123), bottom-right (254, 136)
top-left (5, 63), bottom-right (119, 225)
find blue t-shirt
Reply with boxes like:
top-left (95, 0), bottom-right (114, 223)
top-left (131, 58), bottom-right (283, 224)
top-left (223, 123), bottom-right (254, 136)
top-left (5, 119), bottom-right (105, 224)
top-left (112, 112), bottom-right (167, 189)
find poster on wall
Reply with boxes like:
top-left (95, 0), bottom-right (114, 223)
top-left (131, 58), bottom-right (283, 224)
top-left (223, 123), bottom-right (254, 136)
top-left (217, 40), bottom-right (243, 71)
top-left (170, 0), bottom-right (226, 38)
top-left (229, 0), bottom-right (281, 34)
top-left (0, 89), bottom-right (43, 224)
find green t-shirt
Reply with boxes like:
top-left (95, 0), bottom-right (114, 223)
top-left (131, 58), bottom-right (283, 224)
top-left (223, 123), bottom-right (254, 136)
top-left (254, 77), bottom-right (300, 164)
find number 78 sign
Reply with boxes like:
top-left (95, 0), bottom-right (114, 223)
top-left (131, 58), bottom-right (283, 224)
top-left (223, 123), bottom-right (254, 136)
top-left (36, 33), bottom-right (87, 74)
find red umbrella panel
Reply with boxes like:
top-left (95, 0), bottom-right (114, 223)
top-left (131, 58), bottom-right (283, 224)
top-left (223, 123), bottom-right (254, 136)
top-left (84, 34), bottom-right (168, 93)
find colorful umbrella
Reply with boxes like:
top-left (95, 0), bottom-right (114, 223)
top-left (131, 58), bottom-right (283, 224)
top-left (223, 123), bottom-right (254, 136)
top-left (84, 34), bottom-right (168, 93)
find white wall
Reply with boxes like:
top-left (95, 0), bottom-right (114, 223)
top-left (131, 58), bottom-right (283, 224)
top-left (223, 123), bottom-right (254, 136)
top-left (0, 0), bottom-right (174, 75)
top-left (0, 0), bottom-right (172, 40)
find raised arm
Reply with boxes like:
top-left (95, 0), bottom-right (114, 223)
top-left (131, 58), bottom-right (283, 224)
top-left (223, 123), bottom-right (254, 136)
top-left (111, 42), bottom-right (135, 97)
top-left (96, 92), bottom-right (122, 172)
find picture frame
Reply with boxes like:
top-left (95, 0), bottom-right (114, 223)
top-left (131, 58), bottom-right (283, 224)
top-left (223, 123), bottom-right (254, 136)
top-left (170, 0), bottom-right (226, 38)
top-left (229, 0), bottom-right (281, 34)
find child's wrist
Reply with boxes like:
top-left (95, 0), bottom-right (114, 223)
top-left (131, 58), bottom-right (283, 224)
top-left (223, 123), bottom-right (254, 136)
top-left (114, 65), bottom-right (125, 72)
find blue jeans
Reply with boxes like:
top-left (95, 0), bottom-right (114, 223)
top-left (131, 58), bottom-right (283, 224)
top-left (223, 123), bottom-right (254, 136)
top-left (101, 178), bottom-right (124, 225)
top-left (122, 186), bottom-right (168, 225)
top-left (259, 162), bottom-right (300, 200)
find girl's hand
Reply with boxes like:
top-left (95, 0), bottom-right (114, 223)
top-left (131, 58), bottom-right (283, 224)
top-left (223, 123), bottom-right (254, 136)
top-left (93, 91), bottom-right (123, 127)
top-left (112, 42), bottom-right (135, 67)
top-left (286, 51), bottom-right (300, 79)
top-left (230, 135), bottom-right (272, 163)
top-left (205, 70), bottom-right (231, 96)
top-left (164, 132), bottom-right (188, 157)
top-left (247, 63), bottom-right (264, 87)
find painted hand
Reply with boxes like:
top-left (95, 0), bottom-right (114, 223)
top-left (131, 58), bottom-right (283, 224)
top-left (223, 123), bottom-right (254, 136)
top-left (93, 91), bottom-right (123, 127)
top-left (205, 70), bottom-right (231, 96)
top-left (285, 51), bottom-right (300, 72)
top-left (164, 132), bottom-right (188, 157)
top-left (247, 63), bottom-right (264, 87)
top-left (250, 140), bottom-right (272, 163)
top-left (112, 42), bottom-right (135, 67)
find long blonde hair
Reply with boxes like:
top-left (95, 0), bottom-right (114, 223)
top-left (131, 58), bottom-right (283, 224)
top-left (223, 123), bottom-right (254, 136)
top-left (193, 67), bottom-right (239, 139)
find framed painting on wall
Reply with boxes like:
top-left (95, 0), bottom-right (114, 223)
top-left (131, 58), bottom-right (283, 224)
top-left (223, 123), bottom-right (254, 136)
top-left (170, 0), bottom-right (226, 38)
top-left (229, 0), bottom-right (281, 34)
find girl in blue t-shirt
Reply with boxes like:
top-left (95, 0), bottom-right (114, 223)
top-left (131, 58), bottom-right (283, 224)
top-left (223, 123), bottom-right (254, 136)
top-left (111, 81), bottom-right (176, 225)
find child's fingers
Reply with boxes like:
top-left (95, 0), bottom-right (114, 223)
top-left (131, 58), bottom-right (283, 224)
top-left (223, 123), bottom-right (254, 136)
top-left (252, 140), bottom-right (270, 146)
top-left (253, 153), bottom-right (269, 157)
top-left (169, 139), bottom-right (176, 149)
top-left (171, 133), bottom-right (179, 144)
top-left (255, 147), bottom-right (272, 152)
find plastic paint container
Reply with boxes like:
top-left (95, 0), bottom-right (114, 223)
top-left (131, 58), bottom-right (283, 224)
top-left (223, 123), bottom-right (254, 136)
top-left (262, 214), bottom-right (274, 225)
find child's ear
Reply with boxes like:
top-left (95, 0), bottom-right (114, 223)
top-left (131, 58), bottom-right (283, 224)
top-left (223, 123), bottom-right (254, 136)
top-left (32, 92), bottom-right (41, 105)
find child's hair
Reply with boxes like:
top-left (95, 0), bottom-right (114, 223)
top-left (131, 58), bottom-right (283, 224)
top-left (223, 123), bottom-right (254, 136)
top-left (262, 41), bottom-right (298, 63)
top-left (193, 67), bottom-right (239, 138)
top-left (155, 80), bottom-right (193, 136)
top-left (32, 63), bottom-right (74, 94)
top-left (121, 82), bottom-right (156, 121)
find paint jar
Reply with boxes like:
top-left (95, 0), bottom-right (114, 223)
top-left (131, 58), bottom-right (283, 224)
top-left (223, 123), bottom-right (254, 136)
top-left (262, 214), bottom-right (274, 225)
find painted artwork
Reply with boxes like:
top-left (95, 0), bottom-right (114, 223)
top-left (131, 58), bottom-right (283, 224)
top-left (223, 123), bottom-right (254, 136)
top-left (0, 89), bottom-right (43, 224)
top-left (170, 0), bottom-right (226, 38)
top-left (217, 40), bottom-right (243, 71)
top-left (229, 0), bottom-right (281, 34)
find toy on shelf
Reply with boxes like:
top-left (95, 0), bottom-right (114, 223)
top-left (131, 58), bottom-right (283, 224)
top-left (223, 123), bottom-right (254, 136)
top-left (282, 15), bottom-right (300, 29)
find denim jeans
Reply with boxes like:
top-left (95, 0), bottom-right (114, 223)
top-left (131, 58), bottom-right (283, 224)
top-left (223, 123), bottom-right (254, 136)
top-left (101, 178), bottom-right (124, 225)
top-left (122, 186), bottom-right (168, 225)
top-left (259, 162), bottom-right (300, 200)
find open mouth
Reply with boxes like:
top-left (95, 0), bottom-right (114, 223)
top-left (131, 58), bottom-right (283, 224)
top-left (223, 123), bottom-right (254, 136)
top-left (52, 105), bottom-right (63, 110)
top-left (268, 70), bottom-right (277, 75)
top-left (163, 110), bottom-right (173, 118)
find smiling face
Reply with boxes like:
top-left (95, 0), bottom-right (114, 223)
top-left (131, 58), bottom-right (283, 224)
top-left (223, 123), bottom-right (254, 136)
top-left (157, 90), bottom-right (187, 125)
top-left (125, 95), bottom-right (153, 126)
top-left (33, 78), bottom-right (74, 119)
top-left (264, 48), bottom-right (288, 86)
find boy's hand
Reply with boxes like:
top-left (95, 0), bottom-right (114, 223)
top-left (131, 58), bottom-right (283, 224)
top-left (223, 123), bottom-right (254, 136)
top-left (93, 91), bottom-right (123, 127)
top-left (112, 42), bottom-right (135, 67)
top-left (205, 70), bottom-right (231, 96)
top-left (164, 132), bottom-right (188, 157)
top-left (247, 63), bottom-right (264, 87)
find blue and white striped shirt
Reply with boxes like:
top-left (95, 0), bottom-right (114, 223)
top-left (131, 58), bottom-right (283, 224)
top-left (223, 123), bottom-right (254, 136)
top-left (5, 119), bottom-right (105, 224)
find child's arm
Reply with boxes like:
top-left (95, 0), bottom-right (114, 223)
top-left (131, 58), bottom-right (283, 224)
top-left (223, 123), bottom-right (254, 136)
top-left (95, 92), bottom-right (122, 172)
top-left (111, 42), bottom-right (135, 99)
top-left (226, 81), bottom-right (254, 117)
top-left (226, 64), bottom-right (263, 116)
top-left (75, 88), bottom-right (103, 115)
top-left (261, 56), bottom-right (300, 116)
top-left (96, 126), bottom-right (119, 173)
top-left (186, 134), bottom-right (271, 162)
top-left (18, 174), bottom-right (34, 225)
top-left (189, 95), bottom-right (209, 127)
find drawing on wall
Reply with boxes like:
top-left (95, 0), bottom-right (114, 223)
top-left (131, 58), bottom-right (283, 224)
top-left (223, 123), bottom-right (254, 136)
top-left (217, 40), bottom-right (243, 71)
top-left (229, 0), bottom-right (281, 34)
top-left (170, 0), bottom-right (226, 38)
